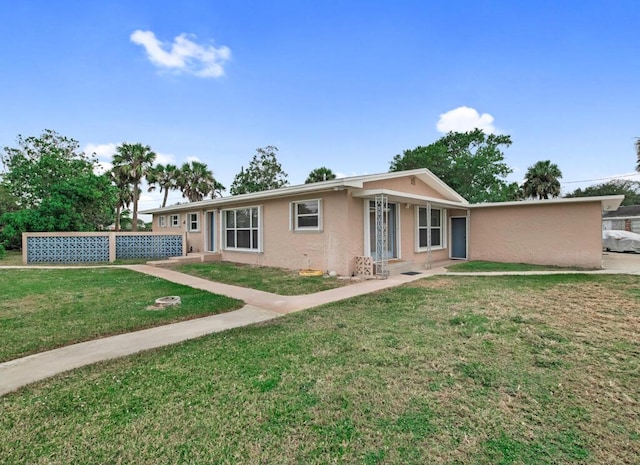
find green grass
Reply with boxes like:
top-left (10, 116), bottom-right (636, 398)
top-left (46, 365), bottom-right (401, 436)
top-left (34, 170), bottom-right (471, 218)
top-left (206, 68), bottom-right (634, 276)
top-left (447, 260), bottom-right (588, 272)
top-left (2, 274), bottom-right (639, 464)
top-left (0, 250), bottom-right (23, 266)
top-left (172, 261), bottom-right (350, 295)
top-left (0, 250), bottom-right (151, 266)
top-left (0, 268), bottom-right (242, 362)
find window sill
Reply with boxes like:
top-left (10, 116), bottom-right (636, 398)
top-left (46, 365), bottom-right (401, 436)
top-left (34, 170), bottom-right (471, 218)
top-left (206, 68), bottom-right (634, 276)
top-left (293, 228), bottom-right (323, 233)
top-left (416, 246), bottom-right (446, 252)
top-left (222, 248), bottom-right (261, 253)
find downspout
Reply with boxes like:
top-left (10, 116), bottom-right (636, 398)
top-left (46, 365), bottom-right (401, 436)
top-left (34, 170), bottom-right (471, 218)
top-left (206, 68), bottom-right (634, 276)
top-left (466, 207), bottom-right (470, 261)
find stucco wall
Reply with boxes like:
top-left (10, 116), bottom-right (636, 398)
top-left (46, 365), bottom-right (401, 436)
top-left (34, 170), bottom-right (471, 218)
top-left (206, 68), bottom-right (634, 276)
top-left (363, 176), bottom-right (443, 198)
top-left (220, 191), bottom-right (356, 275)
top-left (469, 201), bottom-right (603, 268)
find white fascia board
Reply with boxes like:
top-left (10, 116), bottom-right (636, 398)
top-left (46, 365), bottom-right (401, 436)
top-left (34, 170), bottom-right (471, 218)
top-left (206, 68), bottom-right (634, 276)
top-left (141, 180), bottom-right (364, 215)
top-left (469, 195), bottom-right (624, 212)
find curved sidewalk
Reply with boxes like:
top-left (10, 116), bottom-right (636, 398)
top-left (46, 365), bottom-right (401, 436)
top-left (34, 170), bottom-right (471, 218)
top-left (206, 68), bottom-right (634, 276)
top-left (0, 265), bottom-right (438, 396)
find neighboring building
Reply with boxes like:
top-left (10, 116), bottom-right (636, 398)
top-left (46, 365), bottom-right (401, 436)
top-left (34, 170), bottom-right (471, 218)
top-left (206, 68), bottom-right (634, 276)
top-left (141, 168), bottom-right (623, 275)
top-left (602, 205), bottom-right (640, 233)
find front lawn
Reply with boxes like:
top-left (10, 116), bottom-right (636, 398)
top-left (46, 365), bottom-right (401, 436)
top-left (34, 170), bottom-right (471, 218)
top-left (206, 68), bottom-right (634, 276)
top-left (0, 250), bottom-right (23, 266)
top-left (447, 260), bottom-right (587, 272)
top-left (0, 268), bottom-right (242, 362)
top-left (2, 274), bottom-right (638, 464)
top-left (172, 261), bottom-right (350, 295)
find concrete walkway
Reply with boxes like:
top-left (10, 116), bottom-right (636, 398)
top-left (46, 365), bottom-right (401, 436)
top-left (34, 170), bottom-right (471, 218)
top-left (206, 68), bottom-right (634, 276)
top-left (0, 265), bottom-right (440, 396)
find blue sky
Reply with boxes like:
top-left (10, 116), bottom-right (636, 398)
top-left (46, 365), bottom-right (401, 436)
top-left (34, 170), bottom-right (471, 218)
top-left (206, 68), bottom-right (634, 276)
top-left (1, 1), bottom-right (638, 213)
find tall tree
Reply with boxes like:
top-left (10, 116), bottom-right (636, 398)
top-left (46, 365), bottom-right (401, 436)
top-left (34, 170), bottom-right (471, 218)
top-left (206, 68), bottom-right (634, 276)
top-left (522, 160), bottom-right (563, 200)
top-left (230, 146), bottom-right (289, 195)
top-left (111, 143), bottom-right (156, 231)
top-left (213, 180), bottom-right (226, 198)
top-left (147, 163), bottom-right (179, 207)
top-left (109, 167), bottom-right (137, 231)
top-left (565, 179), bottom-right (640, 206)
top-left (0, 130), bottom-right (116, 247)
top-left (0, 183), bottom-right (18, 217)
top-left (636, 138), bottom-right (640, 172)
top-left (389, 129), bottom-right (515, 203)
top-left (305, 167), bottom-right (337, 183)
top-left (178, 161), bottom-right (217, 202)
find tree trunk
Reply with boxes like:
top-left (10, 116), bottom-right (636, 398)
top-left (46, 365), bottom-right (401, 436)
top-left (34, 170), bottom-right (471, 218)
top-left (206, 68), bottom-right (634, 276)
top-left (162, 189), bottom-right (169, 208)
top-left (115, 205), bottom-right (121, 232)
top-left (132, 183), bottom-right (139, 232)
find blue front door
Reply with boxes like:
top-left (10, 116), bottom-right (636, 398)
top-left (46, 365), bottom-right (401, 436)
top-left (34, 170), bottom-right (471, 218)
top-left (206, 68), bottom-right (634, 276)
top-left (451, 217), bottom-right (467, 259)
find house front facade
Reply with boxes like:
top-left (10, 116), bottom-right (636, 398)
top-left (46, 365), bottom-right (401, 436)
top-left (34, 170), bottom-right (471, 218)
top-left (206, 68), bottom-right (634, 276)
top-left (142, 169), bottom-right (623, 275)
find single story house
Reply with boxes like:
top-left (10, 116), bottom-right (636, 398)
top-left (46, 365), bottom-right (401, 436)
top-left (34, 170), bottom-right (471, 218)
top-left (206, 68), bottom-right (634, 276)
top-left (141, 168), bottom-right (623, 276)
top-left (602, 205), bottom-right (640, 233)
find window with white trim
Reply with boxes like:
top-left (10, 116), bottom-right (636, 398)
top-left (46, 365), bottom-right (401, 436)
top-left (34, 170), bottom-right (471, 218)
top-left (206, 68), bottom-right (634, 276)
top-left (158, 216), bottom-right (166, 228)
top-left (224, 207), bottom-right (260, 250)
top-left (417, 207), bottom-right (444, 248)
top-left (188, 213), bottom-right (199, 232)
top-left (292, 199), bottom-right (321, 231)
top-left (169, 214), bottom-right (180, 227)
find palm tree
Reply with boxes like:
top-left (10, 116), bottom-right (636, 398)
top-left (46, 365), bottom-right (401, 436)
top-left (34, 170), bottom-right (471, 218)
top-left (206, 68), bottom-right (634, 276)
top-left (636, 138), bottom-right (640, 173)
top-left (178, 161), bottom-right (217, 202)
top-left (112, 143), bottom-right (156, 231)
top-left (523, 160), bottom-right (563, 200)
top-left (213, 180), bottom-right (226, 198)
top-left (147, 163), bottom-right (179, 208)
top-left (305, 167), bottom-right (337, 183)
top-left (109, 167), bottom-right (134, 232)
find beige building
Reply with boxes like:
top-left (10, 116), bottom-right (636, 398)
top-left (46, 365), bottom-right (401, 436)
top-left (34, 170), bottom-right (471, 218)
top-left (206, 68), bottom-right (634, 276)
top-left (141, 169), bottom-right (623, 275)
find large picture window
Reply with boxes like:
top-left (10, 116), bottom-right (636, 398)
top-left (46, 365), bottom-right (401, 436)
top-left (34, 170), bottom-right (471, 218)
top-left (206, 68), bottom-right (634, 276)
top-left (417, 207), bottom-right (444, 249)
top-left (224, 207), bottom-right (260, 250)
top-left (292, 199), bottom-right (321, 231)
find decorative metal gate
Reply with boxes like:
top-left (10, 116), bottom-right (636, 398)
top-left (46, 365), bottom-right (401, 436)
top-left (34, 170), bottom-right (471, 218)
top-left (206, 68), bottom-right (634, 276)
top-left (374, 194), bottom-right (389, 279)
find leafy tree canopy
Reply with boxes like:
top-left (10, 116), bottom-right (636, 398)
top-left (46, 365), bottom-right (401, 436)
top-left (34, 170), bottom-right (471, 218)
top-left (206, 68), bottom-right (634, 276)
top-left (0, 184), bottom-right (18, 217)
top-left (565, 179), bottom-right (640, 206)
top-left (389, 129), bottom-right (516, 203)
top-left (0, 130), bottom-right (117, 248)
top-left (305, 167), bottom-right (337, 183)
top-left (1, 129), bottom-right (98, 208)
top-left (230, 146), bottom-right (289, 195)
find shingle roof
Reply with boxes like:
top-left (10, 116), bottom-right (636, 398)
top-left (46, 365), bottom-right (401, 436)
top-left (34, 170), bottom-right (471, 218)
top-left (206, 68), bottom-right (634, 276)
top-left (603, 204), bottom-right (640, 219)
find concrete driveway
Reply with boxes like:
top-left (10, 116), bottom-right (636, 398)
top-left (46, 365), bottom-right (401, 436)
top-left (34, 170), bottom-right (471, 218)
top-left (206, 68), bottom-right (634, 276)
top-left (602, 251), bottom-right (640, 273)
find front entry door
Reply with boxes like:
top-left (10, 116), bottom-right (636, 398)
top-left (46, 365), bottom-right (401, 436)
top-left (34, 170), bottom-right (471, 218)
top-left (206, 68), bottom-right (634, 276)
top-left (369, 201), bottom-right (397, 259)
top-left (451, 217), bottom-right (467, 259)
top-left (207, 212), bottom-right (216, 252)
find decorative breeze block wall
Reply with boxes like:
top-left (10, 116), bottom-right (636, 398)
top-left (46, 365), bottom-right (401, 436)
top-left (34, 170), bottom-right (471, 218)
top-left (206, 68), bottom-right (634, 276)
top-left (23, 232), bottom-right (185, 264)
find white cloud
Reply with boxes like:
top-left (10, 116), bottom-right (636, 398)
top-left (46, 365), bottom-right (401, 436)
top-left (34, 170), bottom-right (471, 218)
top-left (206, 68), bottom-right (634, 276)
top-left (156, 151), bottom-right (176, 165)
top-left (186, 156), bottom-right (200, 163)
top-left (130, 30), bottom-right (231, 78)
top-left (436, 106), bottom-right (497, 134)
top-left (85, 142), bottom-right (117, 174)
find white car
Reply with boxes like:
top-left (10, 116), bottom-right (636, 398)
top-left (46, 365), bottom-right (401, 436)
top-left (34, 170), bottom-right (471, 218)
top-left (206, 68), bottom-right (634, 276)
top-left (602, 230), bottom-right (640, 253)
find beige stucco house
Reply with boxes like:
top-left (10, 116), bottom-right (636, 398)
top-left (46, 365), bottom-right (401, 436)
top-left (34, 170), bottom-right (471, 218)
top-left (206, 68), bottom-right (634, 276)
top-left (141, 169), bottom-right (623, 276)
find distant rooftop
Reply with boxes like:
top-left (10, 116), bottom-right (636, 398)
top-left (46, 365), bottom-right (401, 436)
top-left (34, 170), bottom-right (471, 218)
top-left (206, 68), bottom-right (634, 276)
top-left (603, 204), bottom-right (640, 218)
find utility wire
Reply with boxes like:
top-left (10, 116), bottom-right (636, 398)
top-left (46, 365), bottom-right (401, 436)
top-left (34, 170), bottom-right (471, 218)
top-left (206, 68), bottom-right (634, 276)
top-left (562, 173), bottom-right (639, 184)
